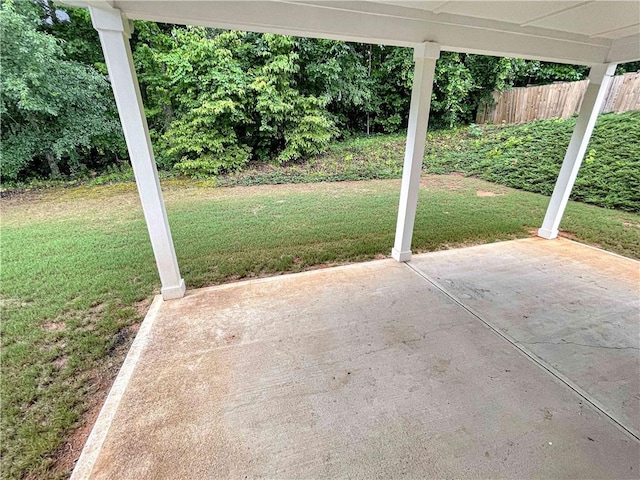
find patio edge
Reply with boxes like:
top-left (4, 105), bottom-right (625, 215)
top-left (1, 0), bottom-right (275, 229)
top-left (69, 295), bottom-right (164, 480)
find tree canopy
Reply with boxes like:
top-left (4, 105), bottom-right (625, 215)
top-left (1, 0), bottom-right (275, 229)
top-left (0, 1), bottom-right (123, 181)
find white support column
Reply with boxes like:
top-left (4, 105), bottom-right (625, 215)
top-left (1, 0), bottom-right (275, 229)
top-left (90, 6), bottom-right (185, 300)
top-left (538, 63), bottom-right (617, 240)
top-left (392, 42), bottom-right (440, 262)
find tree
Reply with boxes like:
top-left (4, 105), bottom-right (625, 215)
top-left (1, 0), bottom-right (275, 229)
top-left (296, 39), bottom-right (372, 133)
top-left (144, 28), bottom-right (336, 176)
top-left (35, 0), bottom-right (106, 70)
top-left (462, 55), bottom-right (515, 122)
top-left (6, 3), bottom-right (634, 184)
top-left (367, 45), bottom-right (414, 133)
top-left (430, 52), bottom-right (475, 128)
top-left (132, 21), bottom-right (178, 142)
top-left (0, 1), bottom-right (123, 181)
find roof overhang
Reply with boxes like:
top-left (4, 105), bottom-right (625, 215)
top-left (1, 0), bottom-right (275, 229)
top-left (60, 1), bottom-right (640, 65)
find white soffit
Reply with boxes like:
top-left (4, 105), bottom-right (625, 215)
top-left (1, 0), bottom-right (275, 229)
top-left (377, 1), bottom-right (639, 40)
top-left (65, 1), bottom-right (640, 64)
top-left (600, 24), bottom-right (640, 40)
top-left (389, 1), bottom-right (585, 26)
top-left (527, 2), bottom-right (639, 37)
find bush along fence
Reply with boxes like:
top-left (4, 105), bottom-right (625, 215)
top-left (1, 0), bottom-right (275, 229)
top-left (476, 71), bottom-right (640, 124)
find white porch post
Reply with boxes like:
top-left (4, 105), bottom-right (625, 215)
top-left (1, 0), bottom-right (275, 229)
top-left (392, 42), bottom-right (440, 262)
top-left (90, 7), bottom-right (186, 300)
top-left (538, 63), bottom-right (617, 239)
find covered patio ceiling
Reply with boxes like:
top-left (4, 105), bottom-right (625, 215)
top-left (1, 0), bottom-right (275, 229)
top-left (62, 0), bottom-right (640, 300)
top-left (73, 1), bottom-right (640, 64)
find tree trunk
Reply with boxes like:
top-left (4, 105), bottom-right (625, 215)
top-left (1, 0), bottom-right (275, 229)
top-left (162, 103), bottom-right (174, 132)
top-left (45, 152), bottom-right (61, 178)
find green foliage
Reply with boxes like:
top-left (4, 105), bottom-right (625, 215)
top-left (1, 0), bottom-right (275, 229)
top-left (217, 112), bottom-right (638, 215)
top-left (366, 46), bottom-right (414, 133)
top-left (431, 52), bottom-right (474, 128)
top-left (425, 112), bottom-right (640, 212)
top-left (296, 38), bottom-right (372, 130)
top-left (0, 1), bottom-right (123, 181)
top-left (616, 61), bottom-right (640, 75)
top-left (37, 2), bottom-right (106, 70)
top-left (5, 113), bottom-right (638, 216)
top-left (464, 55), bottom-right (517, 121)
top-left (131, 21), bottom-right (177, 140)
top-left (137, 29), bottom-right (337, 176)
top-left (509, 60), bottom-right (589, 86)
top-left (467, 123), bottom-right (484, 138)
top-left (216, 134), bottom-right (405, 186)
top-left (4, 3), bottom-right (639, 185)
top-left (85, 163), bottom-right (135, 185)
top-left (277, 97), bottom-right (336, 163)
top-left (156, 28), bottom-right (254, 175)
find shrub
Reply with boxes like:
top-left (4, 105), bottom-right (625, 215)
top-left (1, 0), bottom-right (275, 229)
top-left (425, 112), bottom-right (640, 212)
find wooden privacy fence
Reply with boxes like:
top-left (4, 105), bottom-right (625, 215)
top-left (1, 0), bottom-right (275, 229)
top-left (476, 71), bottom-right (640, 124)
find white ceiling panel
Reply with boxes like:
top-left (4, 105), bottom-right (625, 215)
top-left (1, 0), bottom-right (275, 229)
top-left (373, 1), bottom-right (638, 39)
top-left (598, 24), bottom-right (640, 39)
top-left (435, 1), bottom-right (584, 25)
top-left (528, 1), bottom-right (640, 37)
top-left (65, 0), bottom-right (640, 64)
top-left (372, 1), bottom-right (450, 10)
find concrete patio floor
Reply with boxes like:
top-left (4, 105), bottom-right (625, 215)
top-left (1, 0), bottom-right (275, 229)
top-left (72, 238), bottom-right (640, 479)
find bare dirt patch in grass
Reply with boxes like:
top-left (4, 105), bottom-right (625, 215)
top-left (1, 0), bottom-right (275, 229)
top-left (52, 356), bottom-right (69, 371)
top-left (559, 231), bottom-right (578, 240)
top-left (134, 299), bottom-right (153, 318)
top-left (476, 190), bottom-right (504, 197)
top-left (48, 319), bottom-right (142, 479)
top-left (42, 321), bottom-right (66, 332)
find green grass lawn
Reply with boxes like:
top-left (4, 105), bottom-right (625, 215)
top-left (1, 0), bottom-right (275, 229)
top-left (2, 175), bottom-right (639, 479)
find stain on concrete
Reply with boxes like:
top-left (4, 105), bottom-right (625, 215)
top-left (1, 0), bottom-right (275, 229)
top-left (431, 358), bottom-right (451, 376)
